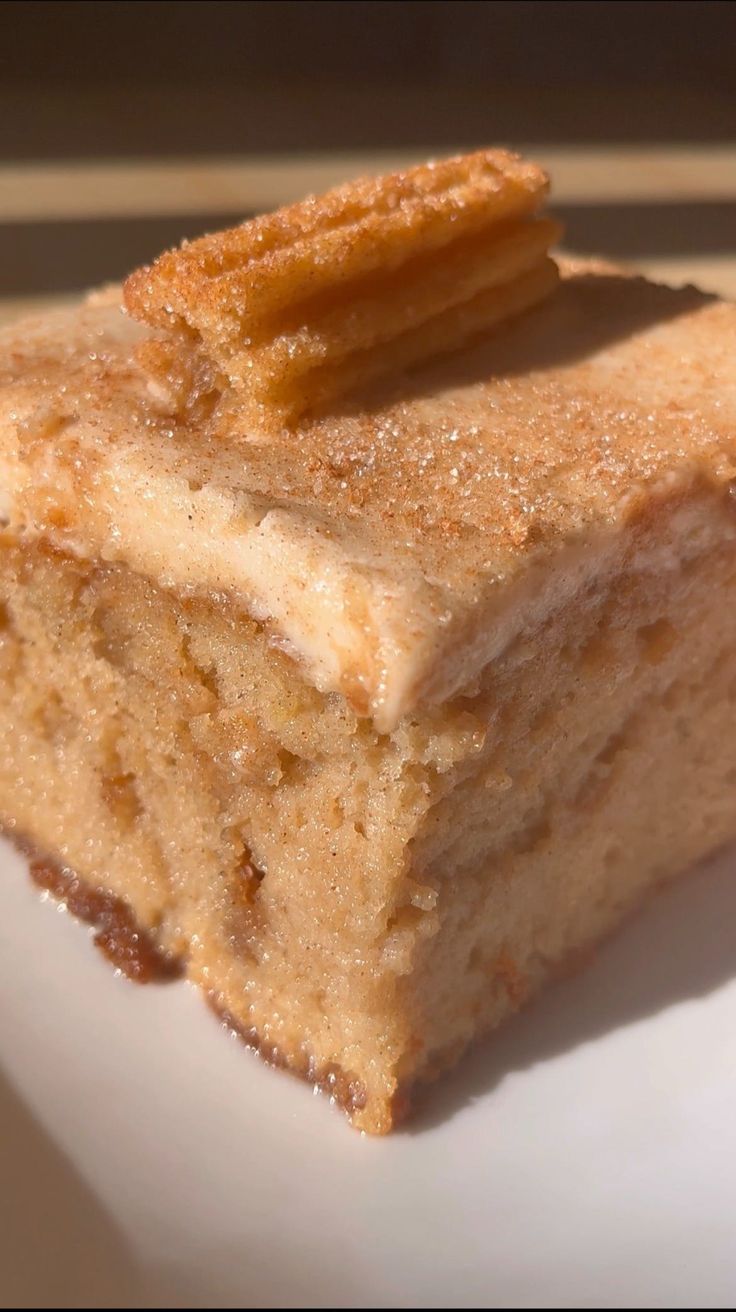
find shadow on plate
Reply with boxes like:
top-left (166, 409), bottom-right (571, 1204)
top-left (142, 1240), bottom-right (369, 1310)
top-left (0, 1073), bottom-right (142, 1309)
top-left (407, 844), bottom-right (736, 1134)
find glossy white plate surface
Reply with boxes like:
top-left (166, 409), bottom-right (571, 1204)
top-left (2, 835), bottom-right (735, 1308)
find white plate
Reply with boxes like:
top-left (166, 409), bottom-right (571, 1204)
top-left (2, 833), bottom-right (736, 1309)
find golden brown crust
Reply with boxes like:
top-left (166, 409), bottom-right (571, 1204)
top-left (124, 149), bottom-right (558, 432)
top-left (8, 829), bottom-right (183, 983)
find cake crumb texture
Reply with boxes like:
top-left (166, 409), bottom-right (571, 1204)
top-left (2, 485), bottom-right (736, 1128)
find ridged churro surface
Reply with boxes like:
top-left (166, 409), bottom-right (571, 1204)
top-left (124, 150), bottom-right (558, 430)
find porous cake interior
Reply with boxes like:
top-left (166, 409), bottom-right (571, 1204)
top-left (2, 479), bottom-right (736, 1132)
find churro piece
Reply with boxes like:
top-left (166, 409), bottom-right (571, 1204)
top-left (125, 150), bottom-right (559, 432)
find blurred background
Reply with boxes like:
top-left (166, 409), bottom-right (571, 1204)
top-left (1, 0), bottom-right (735, 298)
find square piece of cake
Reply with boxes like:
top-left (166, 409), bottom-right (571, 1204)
top-left (1, 152), bottom-right (735, 1133)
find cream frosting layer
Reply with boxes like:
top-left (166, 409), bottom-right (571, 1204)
top-left (1, 267), bottom-right (735, 730)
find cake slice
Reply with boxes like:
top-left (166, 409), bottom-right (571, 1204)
top-left (1, 152), bottom-right (736, 1133)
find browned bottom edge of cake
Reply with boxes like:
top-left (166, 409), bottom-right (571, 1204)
top-left (3, 826), bottom-right (410, 1130)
